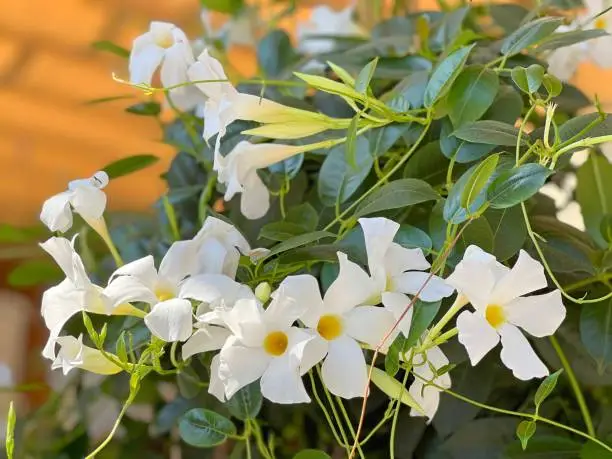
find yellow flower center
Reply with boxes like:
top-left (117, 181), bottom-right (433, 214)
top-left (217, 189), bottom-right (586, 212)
top-left (155, 288), bottom-right (175, 302)
top-left (155, 33), bottom-right (175, 49)
top-left (263, 331), bottom-right (288, 357)
top-left (485, 304), bottom-right (506, 329)
top-left (595, 17), bottom-right (607, 30)
top-left (317, 314), bottom-right (344, 341)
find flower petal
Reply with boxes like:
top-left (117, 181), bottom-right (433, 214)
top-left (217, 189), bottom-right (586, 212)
top-left (70, 186), bottom-right (106, 221)
top-left (40, 191), bottom-right (73, 232)
top-left (391, 271), bottom-right (454, 302)
top-left (180, 274), bottom-right (253, 306)
top-left (324, 252), bottom-right (376, 314)
top-left (409, 381), bottom-right (441, 421)
top-left (275, 275), bottom-right (324, 329)
top-left (102, 275), bottom-right (157, 309)
top-left (344, 305), bottom-right (396, 349)
top-left (129, 44), bottom-right (165, 85)
top-left (208, 354), bottom-right (226, 402)
top-left (158, 239), bottom-right (200, 286)
top-left (358, 217), bottom-right (399, 288)
top-left (456, 310), bottom-right (500, 366)
top-left (182, 326), bottom-right (230, 360)
top-left (110, 255), bottom-right (158, 290)
top-left (490, 250), bottom-right (548, 305)
top-left (221, 298), bottom-right (266, 347)
top-left (239, 170), bottom-right (270, 220)
top-left (322, 335), bottom-right (367, 398)
top-left (300, 333), bottom-right (328, 375)
top-left (499, 324), bottom-right (549, 380)
top-left (144, 299), bottom-right (193, 342)
top-left (40, 236), bottom-right (90, 288)
top-left (384, 243), bottom-right (431, 275)
top-left (218, 336), bottom-right (270, 399)
top-left (381, 291), bottom-right (413, 337)
top-left (505, 290), bottom-right (566, 338)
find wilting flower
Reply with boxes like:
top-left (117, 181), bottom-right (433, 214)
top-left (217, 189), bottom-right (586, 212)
top-left (215, 293), bottom-right (313, 404)
top-left (284, 259), bottom-right (396, 398)
top-left (40, 237), bottom-right (144, 360)
top-left (404, 337), bottom-right (451, 421)
top-left (446, 246), bottom-right (566, 380)
top-left (297, 4), bottom-right (366, 55)
top-left (359, 217), bottom-right (454, 335)
top-left (188, 49), bottom-right (335, 147)
top-left (129, 21), bottom-right (203, 110)
top-left (52, 335), bottom-right (122, 376)
top-left (216, 141), bottom-right (303, 219)
top-left (40, 171), bottom-right (109, 233)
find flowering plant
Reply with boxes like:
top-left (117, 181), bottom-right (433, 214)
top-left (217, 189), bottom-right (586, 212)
top-left (7, 1), bottom-right (612, 458)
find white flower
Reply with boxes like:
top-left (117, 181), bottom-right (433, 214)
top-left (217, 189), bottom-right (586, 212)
top-left (215, 293), bottom-right (313, 404)
top-left (446, 246), bottom-right (566, 381)
top-left (52, 335), bottom-right (122, 376)
top-left (129, 21), bottom-right (203, 111)
top-left (404, 338), bottom-right (451, 421)
top-left (359, 217), bottom-right (454, 336)
top-left (284, 259), bottom-right (396, 398)
top-left (40, 237), bottom-right (144, 360)
top-left (583, 0), bottom-right (612, 68)
top-left (40, 171), bottom-right (108, 233)
top-left (201, 9), bottom-right (258, 47)
top-left (216, 141), bottom-right (303, 219)
top-left (188, 49), bottom-right (333, 148)
top-left (297, 4), bottom-right (366, 55)
top-left (546, 25), bottom-right (588, 81)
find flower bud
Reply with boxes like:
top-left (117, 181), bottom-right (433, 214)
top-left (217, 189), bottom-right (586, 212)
top-left (255, 282), bottom-right (272, 303)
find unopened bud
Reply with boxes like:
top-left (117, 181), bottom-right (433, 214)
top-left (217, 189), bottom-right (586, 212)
top-left (255, 282), bottom-right (272, 303)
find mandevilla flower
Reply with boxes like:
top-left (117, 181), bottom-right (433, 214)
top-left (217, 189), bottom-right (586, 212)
top-left (446, 246), bottom-right (566, 380)
top-left (129, 21), bottom-right (203, 111)
top-left (214, 292), bottom-right (313, 404)
top-left (297, 4), bottom-right (366, 55)
top-left (52, 335), bottom-right (122, 376)
top-left (283, 259), bottom-right (396, 399)
top-left (215, 141), bottom-right (303, 219)
top-left (40, 171), bottom-right (109, 233)
top-left (359, 217), bottom-right (454, 335)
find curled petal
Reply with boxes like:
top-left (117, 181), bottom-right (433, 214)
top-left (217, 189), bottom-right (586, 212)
top-left (144, 299), bottom-right (193, 342)
top-left (499, 324), bottom-right (549, 380)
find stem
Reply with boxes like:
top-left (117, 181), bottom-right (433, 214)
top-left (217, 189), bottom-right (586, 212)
top-left (308, 371), bottom-right (345, 448)
top-left (85, 394), bottom-right (134, 458)
top-left (422, 296), bottom-right (468, 347)
top-left (86, 217), bottom-right (123, 267)
top-left (390, 370), bottom-right (411, 459)
top-left (555, 134), bottom-right (612, 158)
top-left (325, 120), bottom-right (432, 232)
top-left (564, 273), bottom-right (612, 292)
top-left (245, 422), bottom-right (253, 459)
top-left (549, 335), bottom-right (595, 436)
top-left (316, 366), bottom-right (351, 454)
top-left (250, 420), bottom-right (273, 459)
top-left (359, 410), bottom-right (393, 446)
top-left (516, 105), bottom-right (536, 165)
top-left (335, 396), bottom-right (365, 459)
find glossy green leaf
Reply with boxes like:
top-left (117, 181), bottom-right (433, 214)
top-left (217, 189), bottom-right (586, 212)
top-left (125, 102), bottom-right (161, 116)
top-left (516, 420), bottom-right (537, 450)
top-left (257, 30), bottom-right (299, 76)
top-left (453, 120), bottom-right (528, 146)
top-left (371, 367), bottom-right (426, 415)
top-left (91, 40), bottom-right (130, 58)
top-left (484, 85), bottom-right (524, 126)
top-left (448, 66), bottom-right (499, 128)
top-left (103, 155), bottom-right (160, 179)
top-left (178, 409), bottom-right (236, 448)
top-left (488, 163), bottom-right (552, 209)
top-left (511, 65), bottom-right (545, 94)
top-left (354, 179), bottom-right (439, 218)
top-left (559, 113), bottom-right (612, 143)
top-left (501, 17), bottom-right (563, 55)
top-left (444, 162), bottom-right (489, 223)
top-left (263, 231), bottom-right (335, 259)
top-left (576, 154), bottom-right (612, 247)
top-left (8, 260), bottom-right (61, 287)
top-left (543, 74), bottom-right (563, 97)
top-left (440, 120), bottom-right (495, 164)
top-left (580, 440), bottom-right (612, 458)
top-left (355, 58), bottom-right (378, 94)
top-left (404, 300), bottom-right (442, 350)
top-left (537, 28), bottom-right (608, 51)
top-left (318, 137), bottom-right (373, 206)
top-left (385, 334), bottom-right (406, 377)
top-left (534, 369), bottom-right (563, 409)
top-left (580, 297), bottom-right (612, 372)
top-left (504, 435), bottom-right (582, 458)
top-left (424, 44), bottom-right (475, 108)
top-left (225, 382), bottom-right (263, 421)
top-left (394, 224), bottom-right (433, 251)
top-left (460, 153), bottom-right (500, 209)
top-left (259, 222), bottom-right (309, 241)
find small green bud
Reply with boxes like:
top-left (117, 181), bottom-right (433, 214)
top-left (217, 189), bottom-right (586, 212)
top-left (255, 282), bottom-right (272, 303)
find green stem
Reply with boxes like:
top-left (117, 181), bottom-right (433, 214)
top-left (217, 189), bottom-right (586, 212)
top-left (245, 422), bottom-right (253, 459)
top-left (308, 371), bottom-right (345, 448)
top-left (555, 134), bottom-right (612, 158)
top-left (316, 367), bottom-right (351, 453)
top-left (335, 396), bottom-right (365, 459)
top-left (422, 295), bottom-right (468, 347)
top-left (549, 335), bottom-right (595, 436)
top-left (324, 119), bottom-right (432, 232)
top-left (87, 217), bottom-right (123, 267)
top-left (564, 273), bottom-right (612, 292)
top-left (85, 393), bottom-right (134, 458)
top-left (358, 410), bottom-right (393, 446)
top-left (516, 105), bottom-right (536, 165)
top-left (390, 370), bottom-right (411, 459)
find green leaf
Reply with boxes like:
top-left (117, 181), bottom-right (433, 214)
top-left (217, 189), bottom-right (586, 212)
top-left (580, 297), bottom-right (612, 372)
top-left (286, 203), bottom-right (319, 231)
top-left (370, 367), bottom-right (426, 415)
top-left (490, 4), bottom-right (529, 33)
top-left (484, 85), bottom-right (524, 126)
top-left (318, 137), bottom-right (373, 207)
top-left (368, 123), bottom-right (410, 157)
top-left (345, 115), bottom-right (360, 168)
top-left (91, 40), bottom-right (130, 58)
top-left (178, 409), bottom-right (236, 448)
top-left (448, 66), bottom-right (499, 128)
top-left (355, 58), bottom-right (379, 94)
top-left (327, 61), bottom-right (356, 87)
top-left (537, 28), bottom-right (608, 51)
top-left (460, 153), bottom-right (500, 209)
top-left (263, 231), bottom-right (335, 260)
top-left (511, 65), bottom-right (546, 94)
top-left (559, 113), bottom-right (612, 144)
top-left (125, 102), bottom-right (161, 116)
top-left (424, 44), bottom-right (475, 108)
top-left (501, 17), bottom-right (563, 56)
top-left (453, 120), bottom-right (528, 146)
top-left (293, 450), bottom-right (332, 459)
top-left (534, 369), bottom-right (563, 409)
top-left (504, 435), bottom-right (582, 458)
top-left (543, 75), bottom-right (563, 98)
top-left (440, 121), bottom-right (495, 164)
top-left (103, 154), bottom-right (159, 179)
top-left (0, 224), bottom-right (45, 243)
top-left (177, 367), bottom-right (201, 399)
top-left (488, 163), bottom-right (552, 209)
top-left (8, 259), bottom-right (61, 287)
top-left (5, 402), bottom-right (15, 459)
top-left (257, 30), bottom-right (299, 76)
top-left (225, 382), bottom-right (263, 421)
top-left (516, 420), bottom-right (537, 451)
top-left (483, 206), bottom-right (527, 261)
top-left (200, 0), bottom-right (244, 14)
top-left (385, 334), bottom-right (406, 377)
top-left (354, 179), bottom-right (439, 218)
top-left (394, 224), bottom-right (433, 252)
top-left (259, 222), bottom-right (308, 241)
top-left (405, 300), bottom-right (442, 350)
top-left (576, 155), bottom-right (612, 247)
top-left (581, 440), bottom-right (612, 458)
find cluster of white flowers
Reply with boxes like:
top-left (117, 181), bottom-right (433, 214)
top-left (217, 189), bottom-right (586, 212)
top-left (39, 173), bottom-right (567, 419)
